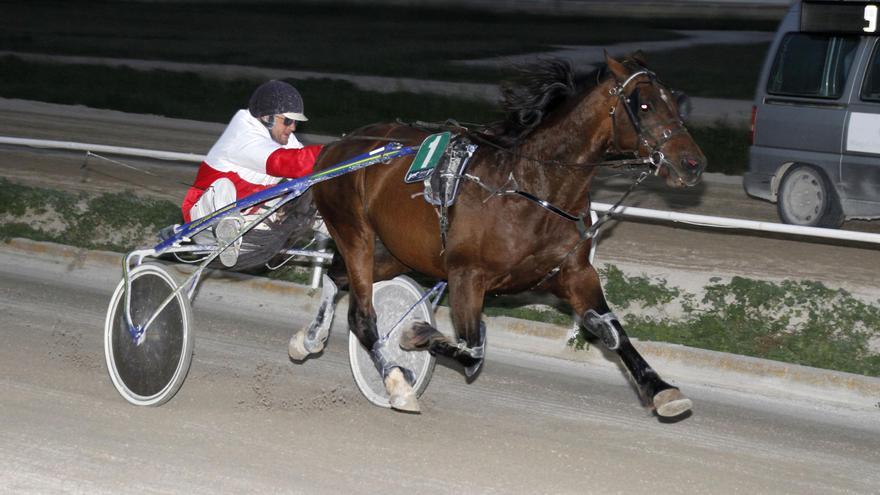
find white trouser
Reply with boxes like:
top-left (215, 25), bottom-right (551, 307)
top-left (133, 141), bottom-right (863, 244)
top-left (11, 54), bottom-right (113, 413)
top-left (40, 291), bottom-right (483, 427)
top-left (189, 178), bottom-right (237, 222)
top-left (189, 178), bottom-right (285, 233)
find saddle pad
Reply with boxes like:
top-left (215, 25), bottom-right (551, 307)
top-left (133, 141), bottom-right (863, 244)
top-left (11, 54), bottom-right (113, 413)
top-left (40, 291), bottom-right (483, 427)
top-left (405, 132), bottom-right (450, 183)
top-left (422, 137), bottom-right (477, 208)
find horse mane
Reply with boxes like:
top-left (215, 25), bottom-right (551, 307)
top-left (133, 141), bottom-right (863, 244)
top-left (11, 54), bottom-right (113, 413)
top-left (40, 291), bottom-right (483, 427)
top-left (484, 58), bottom-right (607, 148)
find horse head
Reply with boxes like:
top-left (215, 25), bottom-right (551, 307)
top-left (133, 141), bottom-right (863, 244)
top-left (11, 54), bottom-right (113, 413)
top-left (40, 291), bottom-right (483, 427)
top-left (604, 54), bottom-right (706, 188)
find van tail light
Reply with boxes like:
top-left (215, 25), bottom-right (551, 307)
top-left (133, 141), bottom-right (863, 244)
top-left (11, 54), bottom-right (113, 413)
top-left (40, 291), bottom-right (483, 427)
top-left (749, 105), bottom-right (757, 145)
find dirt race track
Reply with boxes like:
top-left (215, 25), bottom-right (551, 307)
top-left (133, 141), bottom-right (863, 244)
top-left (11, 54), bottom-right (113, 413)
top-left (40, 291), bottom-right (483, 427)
top-left (1, 98), bottom-right (880, 493)
top-left (1, 244), bottom-right (879, 494)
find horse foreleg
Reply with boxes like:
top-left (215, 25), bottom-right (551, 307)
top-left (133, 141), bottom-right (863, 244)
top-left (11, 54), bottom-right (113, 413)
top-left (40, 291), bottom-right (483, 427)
top-left (553, 266), bottom-right (692, 418)
top-left (583, 304), bottom-right (692, 417)
top-left (400, 268), bottom-right (487, 379)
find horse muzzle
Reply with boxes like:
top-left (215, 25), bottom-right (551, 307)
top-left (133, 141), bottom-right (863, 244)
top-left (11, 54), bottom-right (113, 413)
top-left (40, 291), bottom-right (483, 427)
top-left (659, 154), bottom-right (704, 188)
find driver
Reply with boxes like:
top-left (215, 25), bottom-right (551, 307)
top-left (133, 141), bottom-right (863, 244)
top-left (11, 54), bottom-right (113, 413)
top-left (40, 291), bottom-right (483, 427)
top-left (181, 79), bottom-right (324, 224)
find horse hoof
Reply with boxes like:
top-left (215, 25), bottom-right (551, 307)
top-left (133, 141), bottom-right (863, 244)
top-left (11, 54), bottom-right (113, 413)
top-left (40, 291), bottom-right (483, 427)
top-left (288, 330), bottom-right (322, 361)
top-left (653, 388), bottom-right (692, 418)
top-left (464, 358), bottom-right (484, 379)
top-left (384, 368), bottom-right (421, 413)
top-left (390, 391), bottom-right (421, 413)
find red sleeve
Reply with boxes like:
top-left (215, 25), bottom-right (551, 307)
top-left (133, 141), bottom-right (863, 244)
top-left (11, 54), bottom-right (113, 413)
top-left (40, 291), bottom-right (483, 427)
top-left (265, 144), bottom-right (323, 178)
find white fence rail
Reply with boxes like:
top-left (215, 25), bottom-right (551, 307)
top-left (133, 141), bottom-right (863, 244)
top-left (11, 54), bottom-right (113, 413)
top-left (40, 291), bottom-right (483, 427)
top-left (591, 203), bottom-right (880, 244)
top-left (4, 135), bottom-right (880, 245)
top-left (0, 136), bottom-right (206, 162)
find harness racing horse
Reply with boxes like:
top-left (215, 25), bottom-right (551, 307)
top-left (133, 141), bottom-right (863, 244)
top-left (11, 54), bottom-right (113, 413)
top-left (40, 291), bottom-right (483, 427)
top-left (293, 54), bottom-right (706, 417)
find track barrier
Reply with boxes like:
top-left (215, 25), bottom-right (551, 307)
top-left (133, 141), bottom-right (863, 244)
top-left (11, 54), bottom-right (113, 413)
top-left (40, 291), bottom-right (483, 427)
top-left (3, 135), bottom-right (880, 246)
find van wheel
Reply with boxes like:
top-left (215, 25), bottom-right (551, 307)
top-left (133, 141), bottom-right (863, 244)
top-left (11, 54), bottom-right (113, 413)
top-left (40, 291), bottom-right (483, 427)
top-left (777, 165), bottom-right (844, 228)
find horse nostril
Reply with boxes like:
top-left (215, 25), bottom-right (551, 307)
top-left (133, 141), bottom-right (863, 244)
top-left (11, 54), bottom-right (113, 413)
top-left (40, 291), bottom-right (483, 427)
top-left (684, 157), bottom-right (701, 170)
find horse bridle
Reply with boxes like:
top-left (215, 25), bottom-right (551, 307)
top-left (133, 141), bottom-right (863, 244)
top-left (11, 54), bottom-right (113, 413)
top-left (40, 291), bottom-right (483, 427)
top-left (608, 69), bottom-right (690, 173)
top-left (465, 70), bottom-right (687, 225)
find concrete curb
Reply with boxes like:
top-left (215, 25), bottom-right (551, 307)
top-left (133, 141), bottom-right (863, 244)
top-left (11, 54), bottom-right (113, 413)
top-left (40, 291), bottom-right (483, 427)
top-left (6, 237), bottom-right (879, 411)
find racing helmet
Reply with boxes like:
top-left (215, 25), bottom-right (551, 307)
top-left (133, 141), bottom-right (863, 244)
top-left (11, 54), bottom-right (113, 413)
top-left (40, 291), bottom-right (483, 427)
top-left (248, 80), bottom-right (309, 122)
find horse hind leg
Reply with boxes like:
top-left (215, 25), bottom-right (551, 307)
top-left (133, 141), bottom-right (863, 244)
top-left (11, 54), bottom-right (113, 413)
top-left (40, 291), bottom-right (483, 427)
top-left (338, 234), bottom-right (420, 411)
top-left (289, 275), bottom-right (338, 360)
top-left (582, 306), bottom-right (692, 418)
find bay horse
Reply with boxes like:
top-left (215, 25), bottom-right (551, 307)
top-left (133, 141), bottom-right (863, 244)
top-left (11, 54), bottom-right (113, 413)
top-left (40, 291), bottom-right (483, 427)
top-left (293, 54), bottom-right (706, 417)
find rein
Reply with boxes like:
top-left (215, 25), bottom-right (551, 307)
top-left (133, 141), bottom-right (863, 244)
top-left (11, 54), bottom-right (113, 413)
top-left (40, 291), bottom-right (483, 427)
top-left (463, 128), bottom-right (659, 171)
top-left (527, 169), bottom-right (649, 290)
top-left (401, 119), bottom-right (660, 171)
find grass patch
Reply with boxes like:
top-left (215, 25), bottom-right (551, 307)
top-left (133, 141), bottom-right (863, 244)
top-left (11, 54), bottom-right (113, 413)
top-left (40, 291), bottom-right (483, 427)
top-left (482, 302), bottom-right (573, 327)
top-left (0, 178), bottom-right (180, 252)
top-left (0, 178), bottom-right (321, 281)
top-left (3, 178), bottom-right (876, 376)
top-left (265, 266), bottom-right (315, 286)
top-left (602, 265), bottom-right (681, 307)
top-left (569, 266), bottom-right (880, 377)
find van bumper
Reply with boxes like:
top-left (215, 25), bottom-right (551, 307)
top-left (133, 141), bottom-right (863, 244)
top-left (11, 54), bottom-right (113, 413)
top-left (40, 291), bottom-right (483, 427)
top-left (743, 171), bottom-right (774, 201)
top-left (744, 145), bottom-right (776, 202)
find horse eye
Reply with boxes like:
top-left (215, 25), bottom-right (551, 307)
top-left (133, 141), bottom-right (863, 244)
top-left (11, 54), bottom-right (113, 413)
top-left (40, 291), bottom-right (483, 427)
top-left (639, 103), bottom-right (650, 112)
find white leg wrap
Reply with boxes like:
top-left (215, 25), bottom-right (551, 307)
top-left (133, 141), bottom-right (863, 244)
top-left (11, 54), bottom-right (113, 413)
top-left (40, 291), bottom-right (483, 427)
top-left (583, 310), bottom-right (622, 350)
top-left (304, 275), bottom-right (337, 351)
top-left (289, 275), bottom-right (337, 360)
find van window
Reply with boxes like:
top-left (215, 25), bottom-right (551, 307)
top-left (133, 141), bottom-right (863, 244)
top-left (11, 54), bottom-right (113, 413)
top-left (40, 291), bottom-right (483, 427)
top-left (861, 43), bottom-right (880, 101)
top-left (767, 33), bottom-right (859, 99)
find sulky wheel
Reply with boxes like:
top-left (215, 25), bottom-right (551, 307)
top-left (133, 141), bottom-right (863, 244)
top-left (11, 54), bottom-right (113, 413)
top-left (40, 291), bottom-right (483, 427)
top-left (349, 275), bottom-right (436, 408)
top-left (104, 263), bottom-right (194, 406)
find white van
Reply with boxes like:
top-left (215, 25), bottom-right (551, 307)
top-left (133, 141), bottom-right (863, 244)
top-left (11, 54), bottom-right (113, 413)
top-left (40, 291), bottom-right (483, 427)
top-left (745, 0), bottom-right (880, 227)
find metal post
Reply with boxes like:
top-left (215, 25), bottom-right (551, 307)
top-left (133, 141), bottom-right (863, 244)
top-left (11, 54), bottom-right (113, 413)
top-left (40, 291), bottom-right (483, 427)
top-left (310, 233), bottom-right (331, 289)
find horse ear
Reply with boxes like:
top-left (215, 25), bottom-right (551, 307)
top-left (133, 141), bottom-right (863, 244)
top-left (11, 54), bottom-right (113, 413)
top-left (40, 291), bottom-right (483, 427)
top-left (605, 52), bottom-right (628, 80)
top-left (630, 50), bottom-right (649, 68)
